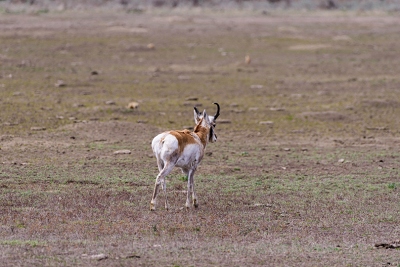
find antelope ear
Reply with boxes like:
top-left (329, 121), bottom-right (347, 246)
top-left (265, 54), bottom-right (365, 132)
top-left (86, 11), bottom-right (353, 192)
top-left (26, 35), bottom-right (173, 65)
top-left (202, 110), bottom-right (210, 124)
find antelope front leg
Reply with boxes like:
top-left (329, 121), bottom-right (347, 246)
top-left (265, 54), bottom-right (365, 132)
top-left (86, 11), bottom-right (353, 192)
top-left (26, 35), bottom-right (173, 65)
top-left (185, 168), bottom-right (198, 209)
top-left (190, 170), bottom-right (198, 208)
top-left (192, 184), bottom-right (198, 209)
top-left (185, 176), bottom-right (191, 209)
top-left (162, 178), bottom-right (169, 210)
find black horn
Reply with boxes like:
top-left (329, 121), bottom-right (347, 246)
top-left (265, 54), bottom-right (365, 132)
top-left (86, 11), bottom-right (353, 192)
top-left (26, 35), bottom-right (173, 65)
top-left (213, 103), bottom-right (220, 120)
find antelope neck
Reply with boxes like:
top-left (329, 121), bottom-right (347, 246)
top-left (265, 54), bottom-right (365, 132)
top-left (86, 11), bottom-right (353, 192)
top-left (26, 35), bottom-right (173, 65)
top-left (194, 121), bottom-right (209, 148)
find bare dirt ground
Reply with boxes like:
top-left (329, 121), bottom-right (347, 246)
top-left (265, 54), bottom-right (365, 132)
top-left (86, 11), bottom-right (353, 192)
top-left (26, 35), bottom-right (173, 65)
top-left (1, 9), bottom-right (400, 266)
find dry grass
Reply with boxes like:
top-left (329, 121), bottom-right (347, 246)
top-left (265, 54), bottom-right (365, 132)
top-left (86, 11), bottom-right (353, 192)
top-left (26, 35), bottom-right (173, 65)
top-left (0, 10), bottom-right (400, 266)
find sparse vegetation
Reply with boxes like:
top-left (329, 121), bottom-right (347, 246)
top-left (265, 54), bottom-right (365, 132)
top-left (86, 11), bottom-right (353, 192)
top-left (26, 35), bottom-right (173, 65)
top-left (2, 0), bottom-right (400, 12)
top-left (1, 7), bottom-right (400, 267)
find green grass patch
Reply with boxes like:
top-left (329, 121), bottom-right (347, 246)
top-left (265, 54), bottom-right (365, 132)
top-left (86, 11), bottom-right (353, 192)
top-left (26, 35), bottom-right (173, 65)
top-left (1, 240), bottom-right (46, 247)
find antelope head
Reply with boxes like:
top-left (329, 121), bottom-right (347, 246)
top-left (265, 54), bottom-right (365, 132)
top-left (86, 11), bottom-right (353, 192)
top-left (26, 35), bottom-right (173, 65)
top-left (194, 103), bottom-right (220, 143)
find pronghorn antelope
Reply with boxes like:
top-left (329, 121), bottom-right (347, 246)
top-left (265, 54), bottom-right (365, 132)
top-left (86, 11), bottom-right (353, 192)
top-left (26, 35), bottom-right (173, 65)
top-left (150, 103), bottom-right (220, 211)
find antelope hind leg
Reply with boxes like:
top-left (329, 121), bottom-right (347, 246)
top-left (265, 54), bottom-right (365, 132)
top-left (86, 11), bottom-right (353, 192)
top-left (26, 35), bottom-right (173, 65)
top-left (151, 163), bottom-right (175, 211)
top-left (150, 179), bottom-right (161, 211)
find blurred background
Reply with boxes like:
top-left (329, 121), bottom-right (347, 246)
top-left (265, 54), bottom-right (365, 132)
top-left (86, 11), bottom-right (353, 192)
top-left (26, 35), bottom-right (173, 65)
top-left (1, 0), bottom-right (400, 12)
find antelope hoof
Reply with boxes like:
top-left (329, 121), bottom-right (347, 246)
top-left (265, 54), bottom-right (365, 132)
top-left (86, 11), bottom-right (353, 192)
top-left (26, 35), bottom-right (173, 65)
top-left (193, 199), bottom-right (199, 208)
top-left (150, 202), bottom-right (156, 211)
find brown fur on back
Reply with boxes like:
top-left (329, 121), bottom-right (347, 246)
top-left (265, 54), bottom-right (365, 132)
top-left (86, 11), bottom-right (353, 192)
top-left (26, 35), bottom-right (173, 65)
top-left (167, 121), bottom-right (209, 154)
top-left (169, 129), bottom-right (198, 154)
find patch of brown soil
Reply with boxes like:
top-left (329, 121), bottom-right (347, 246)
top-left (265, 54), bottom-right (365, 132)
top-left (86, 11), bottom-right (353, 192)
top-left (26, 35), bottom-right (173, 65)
top-left (297, 111), bottom-right (347, 121)
top-left (362, 100), bottom-right (400, 108)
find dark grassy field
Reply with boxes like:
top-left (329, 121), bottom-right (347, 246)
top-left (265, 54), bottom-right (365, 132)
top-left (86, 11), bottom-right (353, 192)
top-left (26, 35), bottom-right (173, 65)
top-left (1, 10), bottom-right (400, 266)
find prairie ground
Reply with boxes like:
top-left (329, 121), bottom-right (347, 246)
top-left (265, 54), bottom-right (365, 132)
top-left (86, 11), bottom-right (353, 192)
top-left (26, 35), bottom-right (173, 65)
top-left (0, 9), bottom-right (400, 266)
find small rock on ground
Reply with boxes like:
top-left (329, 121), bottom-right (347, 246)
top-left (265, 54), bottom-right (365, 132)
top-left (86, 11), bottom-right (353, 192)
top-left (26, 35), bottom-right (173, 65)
top-left (105, 100), bottom-right (116, 105)
top-left (218, 119), bottom-right (231, 124)
top-left (259, 121), bottom-right (273, 125)
top-left (127, 102), bottom-right (139, 109)
top-left (113, 150), bottom-right (131, 155)
top-left (55, 80), bottom-right (66, 87)
top-left (82, 253), bottom-right (108, 261)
